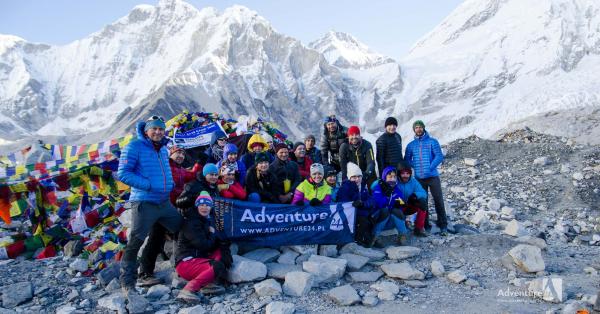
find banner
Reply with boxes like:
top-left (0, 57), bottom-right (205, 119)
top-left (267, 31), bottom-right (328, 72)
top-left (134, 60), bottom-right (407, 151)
top-left (213, 199), bottom-right (356, 247)
top-left (172, 122), bottom-right (222, 148)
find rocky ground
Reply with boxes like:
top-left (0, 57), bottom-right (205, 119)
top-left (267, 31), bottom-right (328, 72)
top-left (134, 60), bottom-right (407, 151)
top-left (1, 128), bottom-right (600, 314)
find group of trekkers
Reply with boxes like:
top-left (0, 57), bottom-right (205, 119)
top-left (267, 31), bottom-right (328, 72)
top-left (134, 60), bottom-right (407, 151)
top-left (116, 114), bottom-right (448, 303)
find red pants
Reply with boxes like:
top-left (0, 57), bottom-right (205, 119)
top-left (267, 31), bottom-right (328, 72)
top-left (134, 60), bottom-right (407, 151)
top-left (403, 205), bottom-right (427, 231)
top-left (175, 249), bottom-right (222, 292)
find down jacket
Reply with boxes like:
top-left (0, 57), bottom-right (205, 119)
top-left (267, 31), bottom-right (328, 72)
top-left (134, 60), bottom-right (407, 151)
top-left (404, 131), bottom-right (444, 179)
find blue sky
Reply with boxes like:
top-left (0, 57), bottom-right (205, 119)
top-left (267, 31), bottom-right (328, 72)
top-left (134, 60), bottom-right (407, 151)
top-left (0, 0), bottom-right (464, 59)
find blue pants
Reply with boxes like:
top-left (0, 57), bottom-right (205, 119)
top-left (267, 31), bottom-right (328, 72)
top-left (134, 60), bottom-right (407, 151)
top-left (373, 208), bottom-right (408, 236)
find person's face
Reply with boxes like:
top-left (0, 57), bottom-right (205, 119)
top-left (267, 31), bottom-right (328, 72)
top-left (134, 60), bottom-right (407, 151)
top-left (252, 144), bottom-right (264, 153)
top-left (400, 171), bottom-right (411, 183)
top-left (326, 122), bottom-right (337, 133)
top-left (349, 134), bottom-right (361, 145)
top-left (257, 161), bottom-right (269, 172)
top-left (197, 204), bottom-right (211, 217)
top-left (385, 124), bottom-right (397, 134)
top-left (349, 175), bottom-right (362, 184)
top-left (326, 175), bottom-right (337, 185)
top-left (414, 125), bottom-right (424, 136)
top-left (385, 171), bottom-right (397, 184)
top-left (227, 153), bottom-right (237, 162)
top-left (170, 151), bottom-right (185, 164)
top-left (276, 148), bottom-right (289, 161)
top-left (294, 145), bottom-right (306, 158)
top-left (311, 172), bottom-right (323, 184)
top-left (205, 173), bottom-right (219, 184)
top-left (223, 172), bottom-right (235, 183)
top-left (145, 127), bottom-right (165, 142)
top-left (305, 138), bottom-right (315, 149)
top-left (267, 141), bottom-right (274, 150)
top-left (217, 137), bottom-right (227, 147)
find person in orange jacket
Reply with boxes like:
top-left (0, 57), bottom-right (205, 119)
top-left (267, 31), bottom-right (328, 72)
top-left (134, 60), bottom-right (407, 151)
top-left (169, 145), bottom-right (202, 205)
top-left (217, 164), bottom-right (247, 200)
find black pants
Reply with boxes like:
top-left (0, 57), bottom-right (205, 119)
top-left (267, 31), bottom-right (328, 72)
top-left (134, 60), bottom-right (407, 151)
top-left (417, 176), bottom-right (448, 229)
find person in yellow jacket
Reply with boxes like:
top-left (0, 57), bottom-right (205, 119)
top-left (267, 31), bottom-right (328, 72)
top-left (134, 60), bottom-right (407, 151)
top-left (240, 133), bottom-right (273, 169)
top-left (291, 163), bottom-right (332, 206)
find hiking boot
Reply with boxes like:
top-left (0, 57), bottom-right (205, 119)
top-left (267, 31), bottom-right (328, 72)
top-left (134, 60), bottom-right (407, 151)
top-left (397, 234), bottom-right (408, 245)
top-left (414, 229), bottom-right (429, 237)
top-left (372, 237), bottom-right (386, 248)
top-left (137, 273), bottom-right (162, 287)
top-left (176, 289), bottom-right (206, 304)
top-left (439, 228), bottom-right (448, 237)
top-left (200, 283), bottom-right (226, 296)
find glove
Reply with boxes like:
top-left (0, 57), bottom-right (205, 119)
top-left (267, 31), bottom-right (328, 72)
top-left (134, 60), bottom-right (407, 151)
top-left (217, 184), bottom-right (229, 192)
top-left (352, 200), bottom-right (363, 208)
top-left (309, 198), bottom-right (321, 206)
top-left (393, 198), bottom-right (405, 208)
top-left (408, 193), bottom-right (418, 204)
top-left (296, 200), bottom-right (305, 206)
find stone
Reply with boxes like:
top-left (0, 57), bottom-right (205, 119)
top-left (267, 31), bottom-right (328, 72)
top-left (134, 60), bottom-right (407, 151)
top-left (327, 285), bottom-right (361, 306)
top-left (503, 219), bottom-right (528, 237)
top-left (318, 245), bottom-right (338, 257)
top-left (500, 253), bottom-right (517, 271)
top-left (487, 199), bottom-right (502, 211)
top-left (288, 245), bottom-right (318, 255)
top-left (380, 262), bottom-right (425, 280)
top-left (501, 207), bottom-right (516, 217)
top-left (573, 172), bottom-right (584, 181)
top-left (282, 271), bottom-right (313, 297)
top-left (146, 284), bottom-right (170, 299)
top-left (464, 158), bottom-right (479, 167)
top-left (405, 280), bottom-right (428, 288)
top-left (362, 296), bottom-right (378, 307)
top-left (339, 243), bottom-right (386, 260)
top-left (55, 305), bottom-right (77, 314)
top-left (465, 279), bottom-right (480, 287)
top-left (378, 291), bottom-right (395, 301)
top-left (243, 248), bottom-right (281, 263)
top-left (347, 271), bottom-right (384, 283)
top-left (227, 255), bottom-right (267, 283)
top-left (97, 263), bottom-right (120, 287)
top-left (527, 277), bottom-right (564, 303)
top-left (583, 267), bottom-right (598, 275)
top-left (105, 278), bottom-right (121, 292)
top-left (470, 210), bottom-right (489, 226)
top-left (97, 293), bottom-right (126, 312)
top-left (1, 282), bottom-right (33, 308)
top-left (339, 253), bottom-right (369, 271)
top-left (562, 301), bottom-right (588, 314)
top-left (370, 281), bottom-right (400, 294)
top-left (253, 279), bottom-right (282, 297)
top-left (178, 305), bottom-right (207, 314)
top-left (446, 270), bottom-right (467, 284)
top-left (276, 251), bottom-right (299, 265)
top-left (265, 301), bottom-right (295, 314)
top-left (533, 157), bottom-right (550, 166)
top-left (68, 258), bottom-right (89, 272)
top-left (66, 289), bottom-right (79, 302)
top-left (302, 255), bottom-right (347, 283)
top-left (266, 263), bottom-right (302, 280)
top-left (515, 235), bottom-right (547, 250)
top-left (508, 244), bottom-right (545, 273)
top-left (126, 292), bottom-right (149, 314)
top-left (63, 240), bottom-right (84, 258)
top-left (385, 246), bottom-right (421, 260)
top-left (430, 260), bottom-right (445, 277)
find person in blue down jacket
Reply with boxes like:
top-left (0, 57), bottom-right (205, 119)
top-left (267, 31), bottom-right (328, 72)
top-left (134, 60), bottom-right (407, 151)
top-left (396, 161), bottom-right (429, 237)
top-left (404, 120), bottom-right (448, 235)
top-left (370, 166), bottom-right (409, 246)
top-left (336, 162), bottom-right (377, 247)
top-left (117, 116), bottom-right (183, 294)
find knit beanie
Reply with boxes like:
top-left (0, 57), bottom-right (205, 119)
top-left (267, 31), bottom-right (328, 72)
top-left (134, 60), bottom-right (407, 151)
top-left (310, 163), bottom-right (324, 176)
top-left (347, 125), bottom-right (361, 137)
top-left (274, 143), bottom-right (289, 154)
top-left (223, 143), bottom-right (238, 156)
top-left (195, 191), bottom-right (213, 207)
top-left (203, 163), bottom-right (219, 176)
top-left (144, 118), bottom-right (166, 132)
top-left (385, 117), bottom-right (398, 127)
top-left (412, 120), bottom-right (425, 130)
top-left (169, 145), bottom-right (184, 156)
top-left (254, 152), bottom-right (270, 164)
top-left (293, 142), bottom-right (305, 152)
top-left (346, 162), bottom-right (362, 178)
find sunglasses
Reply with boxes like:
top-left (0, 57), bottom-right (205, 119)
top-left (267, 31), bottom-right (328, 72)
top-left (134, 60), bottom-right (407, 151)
top-left (217, 137), bottom-right (227, 142)
top-left (147, 115), bottom-right (165, 122)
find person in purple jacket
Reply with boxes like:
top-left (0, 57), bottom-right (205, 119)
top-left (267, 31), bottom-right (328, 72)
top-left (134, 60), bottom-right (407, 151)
top-left (404, 120), bottom-right (448, 235)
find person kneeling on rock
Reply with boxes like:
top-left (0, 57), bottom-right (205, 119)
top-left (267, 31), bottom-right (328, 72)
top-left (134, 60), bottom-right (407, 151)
top-left (174, 191), bottom-right (233, 303)
top-left (396, 161), bottom-right (428, 237)
top-left (370, 166), bottom-right (409, 247)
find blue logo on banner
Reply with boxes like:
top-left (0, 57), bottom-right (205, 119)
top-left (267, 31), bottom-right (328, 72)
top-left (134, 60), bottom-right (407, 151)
top-left (212, 199), bottom-right (356, 247)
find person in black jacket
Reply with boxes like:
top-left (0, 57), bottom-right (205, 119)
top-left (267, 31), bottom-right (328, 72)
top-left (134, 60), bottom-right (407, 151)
top-left (339, 125), bottom-right (376, 185)
top-left (269, 143), bottom-right (302, 204)
top-left (245, 152), bottom-right (279, 203)
top-left (174, 192), bottom-right (233, 303)
top-left (376, 117), bottom-right (403, 176)
top-left (320, 115), bottom-right (347, 172)
top-left (176, 163), bottom-right (220, 209)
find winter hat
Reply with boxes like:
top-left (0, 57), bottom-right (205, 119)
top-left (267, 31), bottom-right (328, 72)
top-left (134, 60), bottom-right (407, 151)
top-left (324, 165), bottom-right (337, 178)
top-left (144, 117), bottom-right (166, 132)
top-left (381, 166), bottom-right (397, 181)
top-left (397, 160), bottom-right (412, 175)
top-left (274, 143), bottom-right (289, 154)
top-left (220, 164), bottom-right (236, 176)
top-left (195, 191), bottom-right (213, 208)
top-left (203, 163), bottom-right (219, 177)
top-left (412, 120), bottom-right (425, 130)
top-left (254, 152), bottom-right (270, 164)
top-left (324, 115), bottom-right (338, 123)
top-left (293, 142), bottom-right (305, 152)
top-left (223, 143), bottom-right (238, 157)
top-left (310, 163), bottom-right (324, 176)
top-left (169, 145), bottom-right (185, 156)
top-left (385, 117), bottom-right (398, 127)
top-left (347, 162), bottom-right (362, 178)
top-left (347, 125), bottom-right (361, 137)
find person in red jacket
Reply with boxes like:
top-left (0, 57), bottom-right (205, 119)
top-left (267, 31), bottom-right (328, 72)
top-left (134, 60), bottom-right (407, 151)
top-left (169, 145), bottom-right (202, 205)
top-left (290, 142), bottom-right (313, 179)
top-left (217, 164), bottom-right (247, 200)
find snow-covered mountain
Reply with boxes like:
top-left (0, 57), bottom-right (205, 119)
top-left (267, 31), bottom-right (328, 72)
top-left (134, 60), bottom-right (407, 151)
top-left (2, 0), bottom-right (600, 148)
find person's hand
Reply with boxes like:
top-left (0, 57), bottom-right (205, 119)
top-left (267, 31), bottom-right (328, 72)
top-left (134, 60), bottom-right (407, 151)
top-left (408, 193), bottom-right (418, 204)
top-left (352, 200), bottom-right (363, 208)
top-left (309, 198), bottom-right (321, 206)
top-left (209, 226), bottom-right (215, 233)
top-left (217, 184), bottom-right (229, 191)
top-left (394, 198), bottom-right (405, 208)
